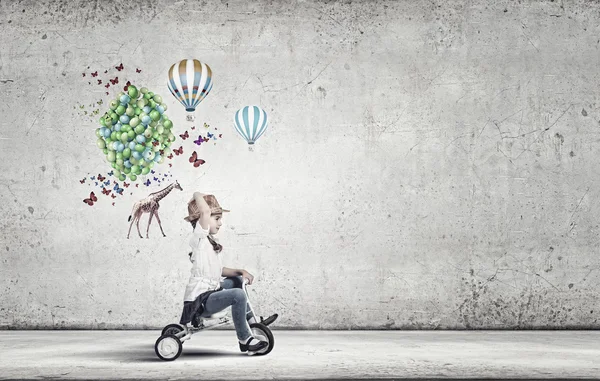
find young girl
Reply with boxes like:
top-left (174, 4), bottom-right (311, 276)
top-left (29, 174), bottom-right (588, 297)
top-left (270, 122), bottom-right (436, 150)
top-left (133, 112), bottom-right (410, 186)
top-left (179, 192), bottom-right (278, 355)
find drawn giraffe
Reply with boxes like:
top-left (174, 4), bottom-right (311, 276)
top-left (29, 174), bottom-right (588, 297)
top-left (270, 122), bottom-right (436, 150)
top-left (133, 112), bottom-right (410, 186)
top-left (127, 181), bottom-right (183, 239)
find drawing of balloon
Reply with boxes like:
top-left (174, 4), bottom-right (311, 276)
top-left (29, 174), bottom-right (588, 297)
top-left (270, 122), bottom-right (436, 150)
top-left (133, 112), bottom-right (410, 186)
top-left (233, 105), bottom-right (269, 147)
top-left (167, 59), bottom-right (213, 112)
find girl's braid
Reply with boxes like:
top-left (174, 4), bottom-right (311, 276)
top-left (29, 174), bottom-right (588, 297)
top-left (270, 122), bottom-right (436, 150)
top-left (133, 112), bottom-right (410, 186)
top-left (189, 220), bottom-right (223, 258)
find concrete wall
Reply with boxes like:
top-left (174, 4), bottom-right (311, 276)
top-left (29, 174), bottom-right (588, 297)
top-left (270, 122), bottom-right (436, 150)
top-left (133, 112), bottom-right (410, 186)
top-left (1, 0), bottom-right (599, 329)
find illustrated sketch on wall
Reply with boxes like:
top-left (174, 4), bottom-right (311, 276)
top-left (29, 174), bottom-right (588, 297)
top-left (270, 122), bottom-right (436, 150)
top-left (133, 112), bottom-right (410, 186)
top-left (95, 83), bottom-right (176, 183)
top-left (167, 58), bottom-right (216, 167)
top-left (167, 58), bottom-right (213, 112)
top-left (80, 170), bottom-right (173, 207)
top-left (234, 105), bottom-right (269, 150)
top-left (127, 181), bottom-right (183, 239)
top-left (82, 191), bottom-right (97, 206)
top-left (80, 65), bottom-right (170, 207)
top-left (76, 63), bottom-right (137, 122)
top-left (81, 58), bottom-right (270, 211)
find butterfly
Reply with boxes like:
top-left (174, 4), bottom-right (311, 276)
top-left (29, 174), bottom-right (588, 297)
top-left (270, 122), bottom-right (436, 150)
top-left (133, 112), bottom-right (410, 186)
top-left (173, 146), bottom-right (183, 156)
top-left (115, 63), bottom-right (124, 71)
top-left (193, 136), bottom-right (203, 146)
top-left (106, 92), bottom-right (109, 95)
top-left (91, 176), bottom-right (96, 181)
top-left (104, 70), bottom-right (108, 74)
top-left (179, 130), bottom-right (189, 140)
top-left (110, 77), bottom-right (119, 85)
top-left (207, 132), bottom-right (214, 139)
top-left (167, 153), bottom-right (173, 159)
top-left (97, 79), bottom-right (102, 85)
top-left (102, 188), bottom-right (111, 196)
top-left (152, 140), bottom-right (159, 146)
top-left (135, 184), bottom-right (139, 188)
top-left (215, 127), bottom-right (218, 130)
top-left (91, 71), bottom-right (98, 77)
top-left (82, 73), bottom-right (86, 77)
top-left (151, 170), bottom-right (155, 174)
top-left (111, 194), bottom-right (116, 199)
top-left (136, 68), bottom-right (142, 73)
top-left (105, 83), bottom-right (110, 89)
top-left (79, 178), bottom-right (86, 184)
top-left (87, 82), bottom-right (91, 85)
top-left (191, 125), bottom-right (196, 130)
top-left (159, 150), bottom-right (164, 156)
top-left (169, 163), bottom-right (172, 167)
top-left (204, 122), bottom-right (209, 129)
top-left (112, 202), bottom-right (115, 206)
top-left (104, 180), bottom-right (110, 186)
top-left (97, 174), bottom-right (106, 182)
top-left (219, 134), bottom-right (222, 138)
top-left (83, 192), bottom-right (97, 206)
top-left (107, 170), bottom-right (114, 176)
top-left (113, 183), bottom-right (123, 194)
top-left (153, 177), bottom-right (158, 182)
top-left (144, 179), bottom-right (151, 187)
top-left (123, 80), bottom-right (131, 92)
top-left (123, 182), bottom-right (130, 188)
top-left (189, 151), bottom-right (205, 167)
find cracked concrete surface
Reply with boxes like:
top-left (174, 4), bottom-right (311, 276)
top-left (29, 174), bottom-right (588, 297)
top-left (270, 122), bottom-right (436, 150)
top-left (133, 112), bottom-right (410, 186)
top-left (1, 0), bottom-right (600, 329)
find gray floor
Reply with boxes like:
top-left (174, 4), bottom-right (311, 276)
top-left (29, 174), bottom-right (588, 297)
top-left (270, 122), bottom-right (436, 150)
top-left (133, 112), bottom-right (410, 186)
top-left (0, 330), bottom-right (599, 380)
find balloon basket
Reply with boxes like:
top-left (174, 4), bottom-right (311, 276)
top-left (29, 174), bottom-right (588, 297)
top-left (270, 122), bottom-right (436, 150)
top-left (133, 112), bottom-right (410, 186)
top-left (248, 145), bottom-right (254, 152)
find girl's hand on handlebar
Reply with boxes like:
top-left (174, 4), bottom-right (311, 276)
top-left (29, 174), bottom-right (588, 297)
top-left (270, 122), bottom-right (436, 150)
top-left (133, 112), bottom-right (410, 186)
top-left (242, 270), bottom-right (254, 285)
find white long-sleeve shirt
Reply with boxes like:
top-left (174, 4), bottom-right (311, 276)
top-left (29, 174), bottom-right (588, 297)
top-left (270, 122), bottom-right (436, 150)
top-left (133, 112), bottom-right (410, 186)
top-left (183, 227), bottom-right (223, 302)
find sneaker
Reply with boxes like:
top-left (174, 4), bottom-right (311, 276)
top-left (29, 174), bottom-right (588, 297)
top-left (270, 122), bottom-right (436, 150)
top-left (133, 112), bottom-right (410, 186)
top-left (191, 313), bottom-right (202, 328)
top-left (239, 337), bottom-right (268, 353)
top-left (260, 313), bottom-right (278, 326)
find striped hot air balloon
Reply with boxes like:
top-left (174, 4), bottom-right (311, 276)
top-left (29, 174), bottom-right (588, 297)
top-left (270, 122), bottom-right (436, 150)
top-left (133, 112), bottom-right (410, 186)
top-left (167, 59), bottom-right (213, 112)
top-left (233, 106), bottom-right (268, 145)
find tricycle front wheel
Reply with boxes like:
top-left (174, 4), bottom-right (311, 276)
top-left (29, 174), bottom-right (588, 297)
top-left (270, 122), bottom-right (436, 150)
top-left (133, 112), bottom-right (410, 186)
top-left (250, 322), bottom-right (274, 355)
top-left (155, 334), bottom-right (183, 361)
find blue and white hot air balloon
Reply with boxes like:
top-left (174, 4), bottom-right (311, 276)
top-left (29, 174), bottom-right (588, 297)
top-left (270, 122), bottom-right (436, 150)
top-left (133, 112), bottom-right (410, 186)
top-left (167, 59), bottom-right (213, 112)
top-left (233, 106), bottom-right (268, 146)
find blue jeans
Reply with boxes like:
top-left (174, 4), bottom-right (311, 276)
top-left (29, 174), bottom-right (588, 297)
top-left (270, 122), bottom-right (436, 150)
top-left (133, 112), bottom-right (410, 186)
top-left (201, 276), bottom-right (256, 341)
